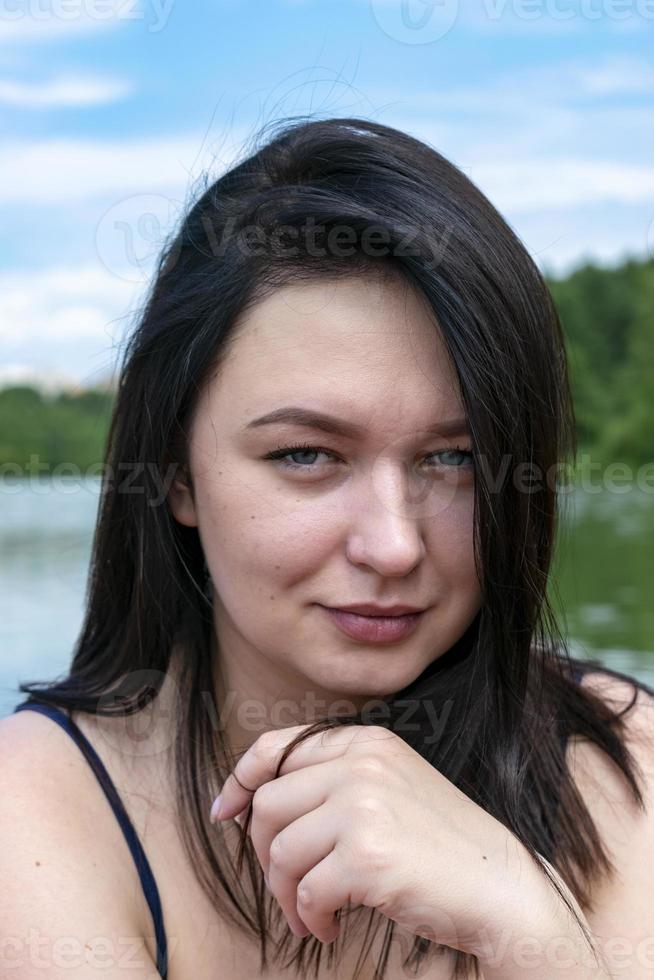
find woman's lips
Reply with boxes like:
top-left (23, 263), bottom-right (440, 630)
top-left (320, 606), bottom-right (424, 643)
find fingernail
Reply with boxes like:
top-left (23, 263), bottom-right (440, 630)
top-left (210, 794), bottom-right (223, 823)
top-left (234, 812), bottom-right (243, 827)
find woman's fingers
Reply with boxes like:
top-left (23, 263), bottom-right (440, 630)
top-left (265, 806), bottom-right (339, 940)
top-left (221, 759), bottom-right (343, 939)
top-left (247, 762), bottom-right (333, 874)
top-left (212, 723), bottom-right (390, 822)
top-left (292, 845), bottom-right (348, 943)
top-left (209, 723), bottom-right (399, 942)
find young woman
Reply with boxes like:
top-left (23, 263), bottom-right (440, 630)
top-left (2, 116), bottom-right (653, 980)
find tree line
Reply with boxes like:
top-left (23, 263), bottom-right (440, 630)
top-left (1, 255), bottom-right (652, 474)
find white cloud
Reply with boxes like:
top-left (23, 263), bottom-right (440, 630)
top-left (0, 127), bottom-right (250, 203)
top-left (576, 56), bottom-right (654, 95)
top-left (373, 55), bottom-right (654, 115)
top-left (0, 262), bottom-right (150, 382)
top-left (470, 158), bottom-right (654, 212)
top-left (0, 264), bottom-right (139, 344)
top-left (0, 74), bottom-right (132, 107)
top-left (399, 113), bottom-right (654, 211)
top-left (0, 0), bottom-right (175, 45)
top-left (371, 54), bottom-right (654, 213)
top-left (0, 7), bottom-right (124, 46)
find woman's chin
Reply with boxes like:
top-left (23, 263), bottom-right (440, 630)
top-left (299, 658), bottom-right (423, 708)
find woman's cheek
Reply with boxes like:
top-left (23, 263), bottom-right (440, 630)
top-left (429, 494), bottom-right (479, 586)
top-left (205, 486), bottom-right (335, 594)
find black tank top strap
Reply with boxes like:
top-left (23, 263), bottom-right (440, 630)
top-left (12, 699), bottom-right (168, 979)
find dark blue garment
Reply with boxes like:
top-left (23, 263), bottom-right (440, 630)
top-left (12, 699), bottom-right (168, 979)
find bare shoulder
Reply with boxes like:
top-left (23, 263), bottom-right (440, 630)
top-left (568, 669), bottom-right (654, 974)
top-left (0, 708), bottom-right (158, 978)
top-left (570, 666), bottom-right (654, 823)
top-left (573, 667), bottom-right (654, 775)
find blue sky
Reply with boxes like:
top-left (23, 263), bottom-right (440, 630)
top-left (1, 0), bottom-right (653, 387)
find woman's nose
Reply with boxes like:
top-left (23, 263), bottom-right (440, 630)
top-left (344, 461), bottom-right (429, 576)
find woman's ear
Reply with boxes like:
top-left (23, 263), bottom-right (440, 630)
top-left (167, 463), bottom-right (198, 527)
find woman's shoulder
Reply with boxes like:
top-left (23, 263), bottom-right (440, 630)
top-left (568, 659), bottom-right (654, 787)
top-left (575, 661), bottom-right (654, 744)
top-left (565, 664), bottom-right (654, 959)
top-left (0, 706), bottom-right (159, 976)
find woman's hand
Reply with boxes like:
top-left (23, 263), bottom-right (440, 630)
top-left (209, 723), bottom-right (554, 955)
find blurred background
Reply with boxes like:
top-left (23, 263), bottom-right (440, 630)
top-left (1, 0), bottom-right (653, 717)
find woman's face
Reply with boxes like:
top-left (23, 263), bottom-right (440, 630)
top-left (169, 271), bottom-right (482, 722)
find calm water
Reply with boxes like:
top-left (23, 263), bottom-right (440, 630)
top-left (1, 478), bottom-right (653, 718)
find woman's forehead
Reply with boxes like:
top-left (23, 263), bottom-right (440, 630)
top-left (215, 276), bottom-right (459, 393)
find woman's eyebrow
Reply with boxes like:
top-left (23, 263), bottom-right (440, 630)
top-left (242, 407), bottom-right (470, 439)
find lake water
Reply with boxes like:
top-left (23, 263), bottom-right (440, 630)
top-left (1, 477), bottom-right (653, 719)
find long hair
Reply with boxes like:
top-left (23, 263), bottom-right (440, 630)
top-left (19, 115), bottom-right (651, 979)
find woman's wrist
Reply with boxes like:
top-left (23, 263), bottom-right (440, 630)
top-left (477, 924), bottom-right (611, 980)
top-left (473, 861), bottom-right (609, 979)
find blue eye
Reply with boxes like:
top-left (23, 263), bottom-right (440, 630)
top-left (263, 443), bottom-right (474, 472)
top-left (425, 448), bottom-right (474, 468)
top-left (264, 443), bottom-right (338, 470)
